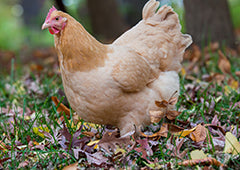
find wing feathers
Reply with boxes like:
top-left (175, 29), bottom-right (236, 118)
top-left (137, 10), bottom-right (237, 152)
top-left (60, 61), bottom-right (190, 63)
top-left (112, 50), bottom-right (152, 92)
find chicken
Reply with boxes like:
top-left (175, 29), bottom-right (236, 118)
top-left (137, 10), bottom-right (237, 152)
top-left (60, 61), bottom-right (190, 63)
top-left (42, 0), bottom-right (192, 136)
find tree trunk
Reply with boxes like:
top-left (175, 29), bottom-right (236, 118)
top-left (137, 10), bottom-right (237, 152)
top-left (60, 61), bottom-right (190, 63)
top-left (87, 0), bottom-right (128, 42)
top-left (183, 0), bottom-right (236, 48)
top-left (21, 0), bottom-right (44, 27)
top-left (55, 0), bottom-right (67, 12)
top-left (120, 0), bottom-right (148, 27)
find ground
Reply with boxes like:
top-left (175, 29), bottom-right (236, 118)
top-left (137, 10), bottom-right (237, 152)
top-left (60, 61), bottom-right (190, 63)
top-left (0, 43), bottom-right (239, 169)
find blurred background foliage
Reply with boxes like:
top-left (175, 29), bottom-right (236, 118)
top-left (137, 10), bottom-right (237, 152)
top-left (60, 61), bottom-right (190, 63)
top-left (0, 0), bottom-right (182, 51)
top-left (0, 0), bottom-right (240, 62)
top-left (0, 0), bottom-right (239, 51)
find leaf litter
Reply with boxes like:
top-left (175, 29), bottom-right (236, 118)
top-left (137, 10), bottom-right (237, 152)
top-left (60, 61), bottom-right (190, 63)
top-left (0, 44), bottom-right (240, 169)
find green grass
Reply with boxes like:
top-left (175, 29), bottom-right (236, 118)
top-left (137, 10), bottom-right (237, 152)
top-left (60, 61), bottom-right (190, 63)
top-left (229, 0), bottom-right (240, 29)
top-left (0, 47), bottom-right (240, 169)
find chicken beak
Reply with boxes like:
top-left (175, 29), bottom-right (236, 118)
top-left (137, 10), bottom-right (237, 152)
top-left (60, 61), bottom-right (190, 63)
top-left (42, 22), bottom-right (50, 30)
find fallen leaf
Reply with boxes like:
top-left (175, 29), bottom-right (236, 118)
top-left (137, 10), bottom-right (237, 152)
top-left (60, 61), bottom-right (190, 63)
top-left (205, 42), bottom-right (219, 52)
top-left (141, 123), bottom-right (184, 138)
top-left (205, 124), bottom-right (226, 136)
top-left (60, 123), bottom-right (90, 151)
top-left (181, 68), bottom-right (186, 76)
top-left (51, 96), bottom-right (70, 117)
top-left (223, 132), bottom-right (240, 155)
top-left (190, 124), bottom-right (207, 142)
top-left (174, 138), bottom-right (188, 159)
top-left (87, 140), bottom-right (100, 149)
top-left (190, 150), bottom-right (207, 160)
top-left (228, 77), bottom-right (239, 90)
top-left (166, 110), bottom-right (181, 120)
top-left (114, 145), bottom-right (126, 155)
top-left (177, 126), bottom-right (197, 138)
top-left (85, 152), bottom-right (109, 166)
top-left (168, 97), bottom-right (178, 105)
top-left (155, 100), bottom-right (168, 108)
top-left (149, 110), bottom-right (165, 123)
top-left (154, 91), bottom-right (180, 121)
top-left (135, 139), bottom-right (153, 161)
top-left (218, 50), bottom-right (231, 74)
top-left (62, 162), bottom-right (78, 170)
top-left (98, 131), bottom-right (131, 153)
top-left (33, 126), bottom-right (50, 138)
top-left (224, 85), bottom-right (232, 96)
top-left (178, 157), bottom-right (225, 167)
top-left (141, 123), bottom-right (168, 138)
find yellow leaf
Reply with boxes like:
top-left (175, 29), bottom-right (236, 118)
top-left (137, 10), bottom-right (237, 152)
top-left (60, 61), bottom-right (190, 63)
top-left (177, 126), bottom-right (197, 138)
top-left (32, 141), bottom-right (39, 146)
top-left (33, 126), bottom-right (50, 138)
top-left (224, 132), bottom-right (240, 155)
top-left (190, 149), bottom-right (207, 160)
top-left (83, 122), bottom-right (99, 130)
top-left (87, 140), bottom-right (100, 149)
top-left (224, 86), bottom-right (231, 96)
top-left (190, 124), bottom-right (206, 142)
top-left (229, 79), bottom-right (239, 90)
top-left (114, 145), bottom-right (126, 155)
top-left (181, 68), bottom-right (186, 76)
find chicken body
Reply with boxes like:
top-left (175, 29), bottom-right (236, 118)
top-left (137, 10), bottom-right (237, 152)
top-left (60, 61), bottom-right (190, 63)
top-left (42, 0), bottom-right (192, 136)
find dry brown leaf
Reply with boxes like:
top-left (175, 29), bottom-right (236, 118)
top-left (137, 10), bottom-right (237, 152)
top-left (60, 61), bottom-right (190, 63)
top-left (188, 44), bottom-right (201, 62)
top-left (30, 64), bottom-right (44, 72)
top-left (154, 91), bottom-right (180, 121)
top-left (168, 97), bottom-right (178, 106)
top-left (149, 110), bottom-right (165, 123)
top-left (166, 110), bottom-right (181, 120)
top-left (51, 96), bottom-right (70, 117)
top-left (62, 162), bottom-right (78, 170)
top-left (98, 131), bottom-right (131, 153)
top-left (82, 131), bottom-right (96, 137)
top-left (218, 50), bottom-right (231, 74)
top-left (155, 100), bottom-right (168, 108)
top-left (178, 157), bottom-right (225, 167)
top-left (141, 123), bottom-right (184, 138)
top-left (213, 73), bottom-right (225, 84)
top-left (141, 123), bottom-right (168, 138)
top-left (204, 42), bottom-right (219, 53)
top-left (190, 124), bottom-right (207, 142)
top-left (186, 44), bottom-right (201, 71)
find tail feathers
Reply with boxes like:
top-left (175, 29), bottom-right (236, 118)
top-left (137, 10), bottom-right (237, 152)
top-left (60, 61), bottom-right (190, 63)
top-left (142, 0), bottom-right (160, 20)
top-left (143, 0), bottom-right (192, 51)
top-left (143, 0), bottom-right (176, 24)
top-left (181, 34), bottom-right (192, 50)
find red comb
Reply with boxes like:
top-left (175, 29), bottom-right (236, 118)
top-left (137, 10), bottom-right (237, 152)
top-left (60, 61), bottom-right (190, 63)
top-left (46, 6), bottom-right (57, 21)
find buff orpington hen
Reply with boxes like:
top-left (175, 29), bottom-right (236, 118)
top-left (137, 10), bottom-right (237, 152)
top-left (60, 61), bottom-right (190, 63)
top-left (42, 0), bottom-right (192, 136)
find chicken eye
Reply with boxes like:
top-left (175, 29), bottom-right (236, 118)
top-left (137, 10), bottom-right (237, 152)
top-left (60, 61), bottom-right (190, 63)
top-left (55, 17), bottom-right (59, 21)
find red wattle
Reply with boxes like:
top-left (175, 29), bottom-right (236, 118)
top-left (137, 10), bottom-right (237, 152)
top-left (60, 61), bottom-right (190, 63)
top-left (48, 28), bottom-right (54, 35)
